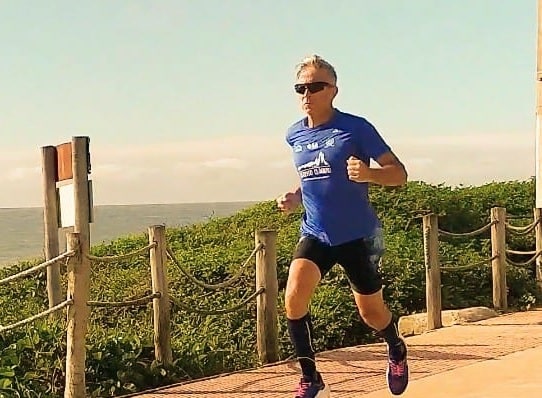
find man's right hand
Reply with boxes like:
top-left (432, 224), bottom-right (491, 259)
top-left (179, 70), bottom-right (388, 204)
top-left (276, 190), bottom-right (301, 214)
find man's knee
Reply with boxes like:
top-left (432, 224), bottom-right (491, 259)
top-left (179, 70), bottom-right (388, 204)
top-left (285, 288), bottom-right (308, 319)
top-left (354, 290), bottom-right (391, 328)
top-left (358, 305), bottom-right (387, 324)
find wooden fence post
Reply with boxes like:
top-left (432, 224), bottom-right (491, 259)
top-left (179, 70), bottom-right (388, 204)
top-left (255, 229), bottom-right (279, 364)
top-left (65, 136), bottom-right (92, 398)
top-left (65, 232), bottom-right (88, 398)
top-left (423, 214), bottom-right (442, 330)
top-left (149, 225), bottom-right (172, 366)
top-left (535, 208), bottom-right (542, 292)
top-left (490, 207), bottom-right (508, 311)
top-left (41, 145), bottom-right (62, 308)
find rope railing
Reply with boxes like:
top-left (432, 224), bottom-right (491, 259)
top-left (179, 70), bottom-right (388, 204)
top-left (171, 287), bottom-right (265, 315)
top-left (0, 250), bottom-right (75, 286)
top-left (166, 243), bottom-right (263, 291)
top-left (0, 224), bottom-right (279, 394)
top-left (440, 255), bottom-right (498, 272)
top-left (423, 208), bottom-right (510, 330)
top-left (86, 242), bottom-right (157, 262)
top-left (0, 299), bottom-right (73, 333)
top-left (506, 249), bottom-right (537, 255)
top-left (438, 220), bottom-right (496, 238)
top-left (505, 251), bottom-right (542, 268)
top-left (505, 218), bottom-right (540, 235)
top-left (88, 292), bottom-right (161, 308)
top-left (424, 206), bottom-right (542, 334)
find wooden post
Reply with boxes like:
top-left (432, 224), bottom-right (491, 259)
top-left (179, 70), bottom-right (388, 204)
top-left (491, 207), bottom-right (508, 311)
top-left (149, 225), bottom-right (173, 366)
top-left (536, 0), bottom-right (542, 209)
top-left (535, 208), bottom-right (542, 292)
top-left (65, 137), bottom-right (92, 398)
top-left (65, 232), bottom-right (87, 398)
top-left (41, 146), bottom-right (62, 308)
top-left (423, 214), bottom-right (442, 330)
top-left (255, 229), bottom-right (279, 364)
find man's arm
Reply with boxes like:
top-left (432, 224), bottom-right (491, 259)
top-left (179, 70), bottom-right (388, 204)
top-left (347, 151), bottom-right (407, 187)
top-left (369, 151), bottom-right (407, 186)
top-left (276, 183), bottom-right (302, 213)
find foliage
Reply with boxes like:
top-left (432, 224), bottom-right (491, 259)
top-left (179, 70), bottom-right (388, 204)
top-left (0, 178), bottom-right (539, 396)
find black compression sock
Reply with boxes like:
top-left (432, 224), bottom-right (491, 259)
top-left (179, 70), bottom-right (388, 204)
top-left (378, 316), bottom-right (406, 360)
top-left (287, 313), bottom-right (317, 379)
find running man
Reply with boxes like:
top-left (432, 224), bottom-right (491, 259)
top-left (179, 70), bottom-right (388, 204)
top-left (277, 54), bottom-right (409, 398)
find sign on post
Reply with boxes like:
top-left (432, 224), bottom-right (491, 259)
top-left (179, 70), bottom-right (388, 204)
top-left (40, 136), bottom-right (93, 310)
top-left (55, 139), bottom-right (94, 228)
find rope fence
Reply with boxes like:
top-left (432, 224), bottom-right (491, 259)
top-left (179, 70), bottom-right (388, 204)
top-left (166, 243), bottom-right (263, 290)
top-left (505, 251), bottom-right (542, 268)
top-left (0, 249), bottom-right (76, 337)
top-left (0, 299), bottom-right (73, 333)
top-left (88, 292), bottom-right (161, 308)
top-left (86, 242), bottom-right (157, 262)
top-left (505, 217), bottom-right (540, 235)
top-left (423, 206), bottom-right (542, 332)
top-left (171, 287), bottom-right (265, 315)
top-left (0, 250), bottom-right (75, 286)
top-left (506, 249), bottom-right (537, 255)
top-left (438, 220), bottom-right (496, 238)
top-left (163, 230), bottom-right (278, 363)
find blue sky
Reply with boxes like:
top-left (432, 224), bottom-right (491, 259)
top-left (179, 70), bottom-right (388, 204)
top-left (0, 0), bottom-right (538, 207)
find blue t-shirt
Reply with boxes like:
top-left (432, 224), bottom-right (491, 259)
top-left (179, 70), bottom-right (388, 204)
top-left (285, 109), bottom-right (391, 246)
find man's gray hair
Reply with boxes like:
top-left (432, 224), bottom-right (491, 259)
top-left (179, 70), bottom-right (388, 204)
top-left (295, 54), bottom-right (337, 83)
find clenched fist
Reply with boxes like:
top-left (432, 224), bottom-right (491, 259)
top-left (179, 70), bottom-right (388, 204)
top-left (276, 190), bottom-right (301, 214)
top-left (346, 156), bottom-right (372, 183)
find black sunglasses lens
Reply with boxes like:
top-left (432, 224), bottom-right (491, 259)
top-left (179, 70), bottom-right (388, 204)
top-left (308, 82), bottom-right (326, 93)
top-left (294, 82), bottom-right (327, 94)
top-left (294, 84), bottom-right (306, 94)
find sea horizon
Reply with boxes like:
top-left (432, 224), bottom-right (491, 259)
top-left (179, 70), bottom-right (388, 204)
top-left (0, 201), bottom-right (260, 268)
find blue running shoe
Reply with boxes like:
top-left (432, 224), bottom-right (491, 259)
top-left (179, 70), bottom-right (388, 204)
top-left (294, 371), bottom-right (330, 398)
top-left (386, 340), bottom-right (409, 395)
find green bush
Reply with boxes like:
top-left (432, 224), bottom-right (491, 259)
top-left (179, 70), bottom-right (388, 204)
top-left (0, 179), bottom-right (539, 396)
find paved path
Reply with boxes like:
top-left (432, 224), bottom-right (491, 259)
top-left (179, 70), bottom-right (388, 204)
top-left (125, 308), bottom-right (542, 397)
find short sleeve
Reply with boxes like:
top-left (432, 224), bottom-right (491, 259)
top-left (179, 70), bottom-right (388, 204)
top-left (285, 122), bottom-right (298, 147)
top-left (354, 118), bottom-right (391, 161)
top-left (285, 129), bottom-right (292, 147)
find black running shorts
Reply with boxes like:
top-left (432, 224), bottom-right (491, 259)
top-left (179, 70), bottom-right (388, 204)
top-left (292, 228), bottom-right (385, 295)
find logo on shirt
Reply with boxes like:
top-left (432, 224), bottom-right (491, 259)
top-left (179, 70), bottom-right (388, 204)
top-left (324, 138), bottom-right (335, 148)
top-left (297, 151), bottom-right (331, 180)
top-left (307, 142), bottom-right (319, 150)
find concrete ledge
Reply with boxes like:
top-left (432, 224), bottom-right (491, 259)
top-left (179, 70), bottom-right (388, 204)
top-left (398, 306), bottom-right (498, 336)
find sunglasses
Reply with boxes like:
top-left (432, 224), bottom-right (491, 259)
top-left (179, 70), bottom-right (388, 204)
top-left (294, 81), bottom-right (331, 95)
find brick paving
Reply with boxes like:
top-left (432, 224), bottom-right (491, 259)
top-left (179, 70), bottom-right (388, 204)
top-left (124, 308), bottom-right (542, 397)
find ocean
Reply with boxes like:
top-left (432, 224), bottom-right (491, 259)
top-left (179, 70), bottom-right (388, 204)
top-left (0, 202), bottom-right (258, 267)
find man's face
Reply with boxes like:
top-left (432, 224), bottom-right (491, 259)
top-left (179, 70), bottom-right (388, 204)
top-left (295, 66), bottom-right (337, 116)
